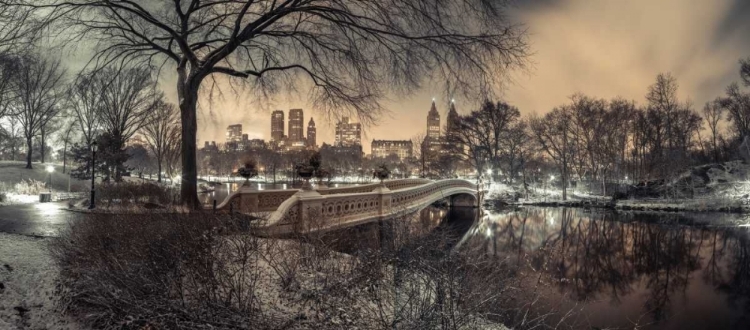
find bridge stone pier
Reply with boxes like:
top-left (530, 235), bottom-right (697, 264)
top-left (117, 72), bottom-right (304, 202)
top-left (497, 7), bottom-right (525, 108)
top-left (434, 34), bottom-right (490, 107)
top-left (214, 179), bottom-right (477, 236)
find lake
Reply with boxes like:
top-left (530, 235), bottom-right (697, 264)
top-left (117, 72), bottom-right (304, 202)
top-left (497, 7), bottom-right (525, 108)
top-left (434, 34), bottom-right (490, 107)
top-left (323, 206), bottom-right (750, 329)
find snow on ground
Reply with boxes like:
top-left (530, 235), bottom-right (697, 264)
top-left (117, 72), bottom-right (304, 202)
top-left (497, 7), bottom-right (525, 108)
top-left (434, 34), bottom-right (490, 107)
top-left (0, 193), bottom-right (38, 206)
top-left (0, 233), bottom-right (81, 330)
top-left (0, 161), bottom-right (88, 194)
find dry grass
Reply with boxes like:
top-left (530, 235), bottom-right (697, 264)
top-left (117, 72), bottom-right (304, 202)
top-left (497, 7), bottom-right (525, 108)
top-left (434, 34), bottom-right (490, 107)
top-left (93, 181), bottom-right (178, 208)
top-left (49, 209), bottom-right (567, 329)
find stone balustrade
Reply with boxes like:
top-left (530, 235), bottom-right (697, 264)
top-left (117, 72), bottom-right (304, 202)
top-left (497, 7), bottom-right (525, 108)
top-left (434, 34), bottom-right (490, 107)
top-left (255, 179), bottom-right (478, 236)
top-left (214, 178), bottom-right (434, 213)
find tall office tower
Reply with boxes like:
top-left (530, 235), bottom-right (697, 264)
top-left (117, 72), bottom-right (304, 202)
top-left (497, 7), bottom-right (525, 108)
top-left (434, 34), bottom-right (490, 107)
top-left (446, 99), bottom-right (459, 134)
top-left (288, 108), bottom-right (304, 142)
top-left (271, 110), bottom-right (285, 142)
top-left (307, 117), bottom-right (317, 149)
top-left (226, 124), bottom-right (243, 143)
top-left (427, 99), bottom-right (441, 140)
top-left (334, 117), bottom-right (362, 147)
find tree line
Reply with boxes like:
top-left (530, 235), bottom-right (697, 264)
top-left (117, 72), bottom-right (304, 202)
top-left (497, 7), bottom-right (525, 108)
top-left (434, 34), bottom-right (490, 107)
top-left (0, 51), bottom-right (181, 183)
top-left (448, 62), bottom-right (750, 200)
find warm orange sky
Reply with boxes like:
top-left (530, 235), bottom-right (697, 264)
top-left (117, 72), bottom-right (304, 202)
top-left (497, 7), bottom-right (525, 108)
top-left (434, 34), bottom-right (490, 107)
top-left (183, 0), bottom-right (750, 153)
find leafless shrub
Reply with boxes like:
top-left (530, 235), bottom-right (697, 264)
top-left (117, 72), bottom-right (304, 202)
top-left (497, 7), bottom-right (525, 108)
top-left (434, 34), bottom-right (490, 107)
top-left (94, 181), bottom-right (178, 208)
top-left (50, 206), bottom-right (571, 329)
top-left (49, 213), bottom-right (271, 329)
top-left (13, 178), bottom-right (45, 194)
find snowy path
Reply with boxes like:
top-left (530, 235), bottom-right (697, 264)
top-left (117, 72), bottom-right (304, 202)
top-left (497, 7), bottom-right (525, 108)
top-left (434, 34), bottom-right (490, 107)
top-left (0, 202), bottom-right (82, 237)
top-left (0, 233), bottom-right (81, 329)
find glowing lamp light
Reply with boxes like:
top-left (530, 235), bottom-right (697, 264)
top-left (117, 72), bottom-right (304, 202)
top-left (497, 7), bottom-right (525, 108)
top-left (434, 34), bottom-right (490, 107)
top-left (486, 169), bottom-right (492, 175)
top-left (46, 165), bottom-right (54, 173)
top-left (550, 175), bottom-right (555, 180)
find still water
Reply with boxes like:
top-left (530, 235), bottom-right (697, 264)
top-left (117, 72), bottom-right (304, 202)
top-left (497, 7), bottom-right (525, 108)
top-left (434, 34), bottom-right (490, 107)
top-left (327, 207), bottom-right (750, 329)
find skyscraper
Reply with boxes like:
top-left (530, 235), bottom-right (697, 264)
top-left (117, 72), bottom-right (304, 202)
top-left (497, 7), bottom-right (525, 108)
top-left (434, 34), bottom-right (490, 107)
top-left (288, 109), bottom-right (304, 142)
top-left (307, 117), bottom-right (317, 149)
top-left (335, 117), bottom-right (362, 147)
top-left (446, 99), bottom-right (459, 134)
top-left (271, 110), bottom-right (284, 142)
top-left (427, 99), bottom-right (441, 140)
top-left (226, 124), bottom-right (242, 143)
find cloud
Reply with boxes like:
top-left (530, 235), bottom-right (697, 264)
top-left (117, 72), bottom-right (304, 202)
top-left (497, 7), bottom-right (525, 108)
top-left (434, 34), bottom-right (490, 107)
top-left (170, 0), bottom-right (750, 153)
top-left (504, 0), bottom-right (750, 116)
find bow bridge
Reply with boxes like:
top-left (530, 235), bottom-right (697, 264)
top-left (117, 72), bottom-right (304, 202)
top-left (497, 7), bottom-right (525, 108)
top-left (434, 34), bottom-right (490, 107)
top-left (215, 179), bottom-right (478, 235)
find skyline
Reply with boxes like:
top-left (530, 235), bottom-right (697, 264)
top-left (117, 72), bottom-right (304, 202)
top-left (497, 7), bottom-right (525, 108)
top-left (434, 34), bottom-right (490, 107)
top-left (194, 0), bottom-right (750, 153)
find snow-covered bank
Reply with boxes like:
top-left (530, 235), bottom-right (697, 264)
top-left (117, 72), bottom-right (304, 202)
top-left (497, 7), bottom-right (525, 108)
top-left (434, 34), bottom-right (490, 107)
top-left (0, 233), bottom-right (81, 329)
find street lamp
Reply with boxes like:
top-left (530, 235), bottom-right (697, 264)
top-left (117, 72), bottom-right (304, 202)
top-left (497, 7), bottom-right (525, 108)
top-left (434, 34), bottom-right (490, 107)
top-left (46, 165), bottom-right (54, 193)
top-left (89, 142), bottom-right (98, 209)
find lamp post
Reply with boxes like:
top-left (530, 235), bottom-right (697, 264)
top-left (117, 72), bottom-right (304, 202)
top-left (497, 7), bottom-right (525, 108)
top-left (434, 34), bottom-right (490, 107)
top-left (46, 165), bottom-right (54, 193)
top-left (89, 142), bottom-right (98, 209)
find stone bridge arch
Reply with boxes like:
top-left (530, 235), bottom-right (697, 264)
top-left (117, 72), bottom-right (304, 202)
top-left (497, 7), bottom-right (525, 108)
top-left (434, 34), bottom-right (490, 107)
top-left (250, 179), bottom-right (478, 236)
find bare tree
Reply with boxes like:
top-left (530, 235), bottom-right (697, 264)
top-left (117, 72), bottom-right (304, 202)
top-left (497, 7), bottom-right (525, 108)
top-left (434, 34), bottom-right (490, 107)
top-left (720, 82), bottom-right (750, 140)
top-left (38, 105), bottom-right (64, 163)
top-left (447, 115), bottom-right (489, 181)
top-left (0, 4), bottom-right (38, 51)
top-left (142, 100), bottom-right (179, 182)
top-left (449, 100), bottom-right (521, 182)
top-left (12, 53), bottom-right (65, 169)
top-left (741, 57), bottom-right (750, 87)
top-left (16, 0), bottom-right (530, 209)
top-left (1, 118), bottom-right (22, 160)
top-left (98, 65), bottom-right (159, 143)
top-left (646, 73), bottom-right (679, 151)
top-left (0, 55), bottom-right (18, 120)
top-left (411, 133), bottom-right (429, 178)
top-left (702, 100), bottom-right (724, 162)
top-left (163, 123), bottom-right (182, 180)
top-left (67, 71), bottom-right (104, 147)
top-left (59, 120), bottom-right (77, 173)
top-left (530, 107), bottom-right (574, 200)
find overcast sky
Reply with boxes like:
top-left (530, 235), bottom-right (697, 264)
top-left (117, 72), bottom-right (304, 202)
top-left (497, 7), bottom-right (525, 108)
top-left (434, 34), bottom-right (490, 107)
top-left (187, 0), bottom-right (750, 153)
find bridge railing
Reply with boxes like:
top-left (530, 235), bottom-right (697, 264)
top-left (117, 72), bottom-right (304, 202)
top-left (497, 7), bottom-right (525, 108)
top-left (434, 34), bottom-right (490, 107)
top-left (258, 179), bottom-right (477, 235)
top-left (214, 178), bottom-right (433, 213)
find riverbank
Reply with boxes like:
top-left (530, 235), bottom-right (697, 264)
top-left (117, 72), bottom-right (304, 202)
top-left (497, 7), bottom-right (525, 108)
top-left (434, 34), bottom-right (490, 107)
top-left (498, 197), bottom-right (748, 213)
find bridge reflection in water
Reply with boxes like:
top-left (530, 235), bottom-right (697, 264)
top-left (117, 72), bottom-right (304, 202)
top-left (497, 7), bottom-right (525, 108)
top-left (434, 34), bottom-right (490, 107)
top-left (323, 206), bottom-right (750, 330)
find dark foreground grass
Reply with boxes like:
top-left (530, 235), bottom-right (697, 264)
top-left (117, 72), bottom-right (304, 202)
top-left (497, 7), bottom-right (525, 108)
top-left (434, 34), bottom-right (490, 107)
top-left (49, 211), bottom-right (569, 329)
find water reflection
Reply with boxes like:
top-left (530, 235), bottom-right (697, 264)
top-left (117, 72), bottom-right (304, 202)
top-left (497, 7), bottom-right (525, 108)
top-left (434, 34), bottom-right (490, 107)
top-left (463, 208), bottom-right (750, 330)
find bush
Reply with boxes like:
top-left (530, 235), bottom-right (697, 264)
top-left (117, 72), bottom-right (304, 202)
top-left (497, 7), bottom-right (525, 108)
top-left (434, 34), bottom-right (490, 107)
top-left (95, 181), bottom-right (178, 208)
top-left (14, 179), bottom-right (47, 195)
top-left (50, 213), bottom-right (270, 329)
top-left (51, 210), bottom-right (559, 329)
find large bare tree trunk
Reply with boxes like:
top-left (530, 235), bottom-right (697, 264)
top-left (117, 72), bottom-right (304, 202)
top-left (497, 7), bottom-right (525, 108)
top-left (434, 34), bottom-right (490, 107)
top-left (157, 159), bottom-right (162, 183)
top-left (178, 69), bottom-right (201, 209)
top-left (40, 130), bottom-right (45, 163)
top-left (25, 137), bottom-right (33, 169)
